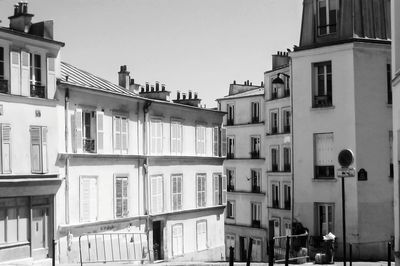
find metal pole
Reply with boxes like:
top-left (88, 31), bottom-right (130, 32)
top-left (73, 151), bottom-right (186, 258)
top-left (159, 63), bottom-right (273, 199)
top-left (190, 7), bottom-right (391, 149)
top-left (247, 238), bottom-right (253, 266)
top-left (388, 242), bottom-right (392, 266)
top-left (349, 243), bottom-right (352, 266)
top-left (342, 176), bottom-right (346, 266)
top-left (268, 220), bottom-right (274, 266)
top-left (229, 246), bottom-right (234, 266)
top-left (52, 239), bottom-right (56, 266)
top-left (285, 235), bottom-right (290, 266)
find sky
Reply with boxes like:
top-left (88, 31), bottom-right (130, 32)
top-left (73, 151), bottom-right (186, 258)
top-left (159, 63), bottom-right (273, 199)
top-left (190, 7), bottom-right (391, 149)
top-left (0, 0), bottom-right (303, 107)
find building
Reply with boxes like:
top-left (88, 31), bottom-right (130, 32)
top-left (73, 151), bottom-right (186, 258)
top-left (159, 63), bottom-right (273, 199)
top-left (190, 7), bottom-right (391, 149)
top-left (55, 63), bottom-right (226, 263)
top-left (264, 52), bottom-right (292, 245)
top-left (391, 0), bottom-right (400, 265)
top-left (292, 0), bottom-right (392, 260)
top-left (0, 3), bottom-right (64, 264)
top-left (217, 81), bottom-right (267, 262)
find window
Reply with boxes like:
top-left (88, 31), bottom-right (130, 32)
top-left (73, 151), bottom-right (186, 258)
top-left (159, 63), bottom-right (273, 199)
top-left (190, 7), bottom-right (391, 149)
top-left (284, 220), bottom-right (291, 236)
top-left (171, 121), bottom-right (182, 155)
top-left (30, 126), bottom-right (47, 173)
top-left (272, 183), bottom-right (279, 208)
top-left (213, 173), bottom-right (227, 205)
top-left (283, 147), bottom-right (291, 172)
top-left (73, 109), bottom-right (103, 154)
top-left (227, 200), bottom-right (235, 219)
top-left (389, 131), bottom-right (393, 177)
top-left (251, 169), bottom-right (261, 193)
top-left (227, 104), bottom-right (235, 125)
top-left (388, 64), bottom-right (392, 104)
top-left (317, 0), bottom-right (338, 35)
top-left (172, 224), bottom-right (183, 256)
top-left (150, 175), bottom-right (163, 214)
top-left (83, 111), bottom-right (95, 153)
top-left (80, 176), bottom-right (98, 222)
top-left (251, 203), bottom-right (261, 228)
top-left (283, 110), bottom-right (291, 133)
top-left (113, 116), bottom-right (128, 154)
top-left (171, 174), bottom-right (183, 211)
top-left (196, 220), bottom-right (207, 251)
top-left (251, 238), bottom-right (262, 262)
top-left (225, 235), bottom-right (235, 260)
top-left (150, 119), bottom-right (163, 155)
top-left (271, 82), bottom-right (278, 99)
top-left (314, 133), bottom-right (334, 179)
top-left (250, 136), bottom-right (260, 159)
top-left (0, 47), bottom-right (6, 94)
top-left (0, 124), bottom-right (11, 174)
top-left (284, 184), bottom-right (291, 210)
top-left (251, 102), bottom-right (260, 123)
top-left (30, 53), bottom-right (44, 98)
top-left (196, 174), bottom-right (207, 207)
top-left (196, 125), bottom-right (206, 155)
top-left (273, 219), bottom-right (280, 246)
top-left (115, 176), bottom-right (128, 218)
top-left (0, 197), bottom-right (29, 244)
top-left (313, 62), bottom-right (332, 107)
top-left (316, 203), bottom-right (334, 236)
top-left (227, 136), bottom-right (235, 159)
top-left (271, 147), bottom-right (279, 172)
top-left (270, 111), bottom-right (278, 134)
top-left (227, 169), bottom-right (235, 192)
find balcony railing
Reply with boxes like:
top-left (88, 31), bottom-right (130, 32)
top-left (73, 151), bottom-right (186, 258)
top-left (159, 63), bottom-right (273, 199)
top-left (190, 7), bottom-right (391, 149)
top-left (83, 138), bottom-right (96, 153)
top-left (226, 119), bottom-right (234, 126)
top-left (271, 126), bottom-right (278, 134)
top-left (30, 84), bottom-right (45, 98)
top-left (251, 116), bottom-right (260, 123)
top-left (284, 200), bottom-right (291, 210)
top-left (227, 153), bottom-right (235, 159)
top-left (252, 186), bottom-right (261, 193)
top-left (272, 200), bottom-right (279, 209)
top-left (271, 164), bottom-right (279, 172)
top-left (315, 165), bottom-right (334, 179)
top-left (252, 220), bottom-right (261, 228)
top-left (313, 95), bottom-right (332, 108)
top-left (227, 184), bottom-right (235, 192)
top-left (283, 125), bottom-right (290, 133)
top-left (0, 79), bottom-right (8, 94)
top-left (250, 151), bottom-right (260, 159)
top-left (284, 89), bottom-right (290, 97)
top-left (284, 164), bottom-right (291, 172)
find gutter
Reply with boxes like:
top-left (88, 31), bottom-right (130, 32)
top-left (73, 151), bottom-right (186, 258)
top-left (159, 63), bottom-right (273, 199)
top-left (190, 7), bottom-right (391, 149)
top-left (64, 88), bottom-right (70, 225)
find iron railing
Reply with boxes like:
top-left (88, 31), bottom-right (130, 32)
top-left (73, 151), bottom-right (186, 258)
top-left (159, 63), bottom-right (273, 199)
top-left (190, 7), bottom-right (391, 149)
top-left (273, 232), bottom-right (309, 263)
top-left (30, 84), bottom-right (45, 98)
top-left (0, 79), bottom-right (8, 94)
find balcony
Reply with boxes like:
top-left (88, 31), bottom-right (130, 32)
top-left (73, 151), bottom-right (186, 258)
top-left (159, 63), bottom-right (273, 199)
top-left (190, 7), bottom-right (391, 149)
top-left (250, 151), bottom-right (260, 159)
top-left (252, 186), bottom-right (261, 193)
top-left (283, 125), bottom-right (290, 133)
top-left (284, 200), bottom-right (291, 210)
top-left (271, 164), bottom-right (279, 172)
top-left (284, 89), bottom-right (290, 97)
top-left (313, 95), bottom-right (332, 108)
top-left (252, 220), bottom-right (261, 228)
top-left (227, 153), bottom-right (235, 159)
top-left (226, 119), bottom-right (234, 126)
top-left (251, 116), bottom-right (260, 123)
top-left (271, 126), bottom-right (278, 134)
top-left (30, 84), bottom-right (45, 98)
top-left (272, 200), bottom-right (279, 209)
top-left (283, 164), bottom-right (291, 172)
top-left (0, 79), bottom-right (8, 94)
top-left (227, 184), bottom-right (235, 192)
top-left (315, 165), bottom-right (334, 179)
top-left (271, 91), bottom-right (278, 100)
top-left (83, 138), bottom-right (96, 153)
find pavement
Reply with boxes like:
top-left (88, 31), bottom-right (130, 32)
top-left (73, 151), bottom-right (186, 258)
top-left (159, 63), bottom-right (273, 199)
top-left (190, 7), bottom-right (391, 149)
top-left (56, 262), bottom-right (395, 266)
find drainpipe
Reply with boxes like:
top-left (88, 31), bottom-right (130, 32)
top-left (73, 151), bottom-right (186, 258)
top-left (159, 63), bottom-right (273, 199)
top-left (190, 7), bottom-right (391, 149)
top-left (143, 100), bottom-right (152, 261)
top-left (289, 57), bottom-right (295, 228)
top-left (64, 87), bottom-right (70, 225)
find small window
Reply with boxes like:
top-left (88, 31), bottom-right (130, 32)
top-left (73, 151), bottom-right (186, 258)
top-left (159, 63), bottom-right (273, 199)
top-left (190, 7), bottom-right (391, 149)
top-left (115, 176), bottom-right (128, 218)
top-left (250, 136), bottom-right (260, 159)
top-left (273, 219), bottom-right (280, 246)
top-left (196, 174), bottom-right (207, 207)
top-left (113, 116), bottom-right (128, 154)
top-left (196, 220), bottom-right (207, 251)
top-left (387, 64), bottom-right (392, 104)
top-left (171, 174), bottom-right (183, 211)
top-left (251, 238), bottom-right (262, 262)
top-left (151, 119), bottom-right (163, 155)
top-left (212, 126), bottom-right (219, 157)
top-left (314, 133), bottom-right (334, 179)
top-left (227, 104), bottom-right (235, 125)
top-left (213, 173), bottom-right (226, 205)
top-left (283, 147), bottom-right (291, 172)
top-left (30, 126), bottom-right (47, 173)
top-left (227, 200), bottom-right (235, 219)
top-left (282, 110), bottom-right (291, 133)
top-left (251, 203), bottom-right (261, 228)
top-left (313, 62), bottom-right (332, 108)
top-left (171, 121), bottom-right (183, 155)
top-left (284, 220), bottom-right (291, 236)
top-left (172, 224), bottom-right (183, 256)
top-left (0, 197), bottom-right (29, 244)
top-left (272, 183), bottom-right (280, 208)
top-left (317, 0), bottom-right (338, 36)
top-left (227, 136), bottom-right (235, 159)
top-left (150, 175), bottom-right (163, 213)
top-left (316, 203), bottom-right (334, 236)
top-left (196, 125), bottom-right (206, 155)
top-left (284, 184), bottom-right (291, 210)
top-left (270, 111), bottom-right (278, 134)
top-left (227, 169), bottom-right (235, 192)
top-left (251, 169), bottom-right (261, 193)
top-left (271, 147), bottom-right (279, 172)
top-left (225, 235), bottom-right (235, 260)
top-left (0, 124), bottom-right (11, 174)
top-left (251, 102), bottom-right (260, 123)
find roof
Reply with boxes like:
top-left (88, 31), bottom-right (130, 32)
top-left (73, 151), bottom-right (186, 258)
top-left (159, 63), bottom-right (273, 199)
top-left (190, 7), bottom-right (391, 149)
top-left (217, 87), bottom-right (264, 101)
top-left (0, 27), bottom-right (65, 47)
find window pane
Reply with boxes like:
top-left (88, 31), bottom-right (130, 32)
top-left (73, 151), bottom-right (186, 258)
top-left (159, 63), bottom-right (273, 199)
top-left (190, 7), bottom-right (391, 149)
top-left (18, 207), bottom-right (29, 242)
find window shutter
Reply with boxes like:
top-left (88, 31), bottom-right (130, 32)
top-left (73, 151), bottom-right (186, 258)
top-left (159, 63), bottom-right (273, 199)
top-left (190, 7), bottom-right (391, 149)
top-left (30, 127), bottom-right (41, 173)
top-left (222, 175), bottom-right (227, 204)
top-left (213, 175), bottom-right (219, 205)
top-left (96, 111), bottom-right (104, 153)
top-left (115, 178), bottom-right (122, 217)
top-left (150, 121), bottom-right (156, 155)
top-left (171, 123), bottom-right (177, 154)
top-left (177, 123), bottom-right (182, 154)
top-left (41, 127), bottom-right (48, 173)
top-left (10, 51), bottom-right (21, 95)
top-left (80, 177), bottom-right (90, 222)
top-left (74, 109), bottom-right (83, 153)
top-left (157, 121), bottom-right (163, 154)
top-left (89, 177), bottom-right (98, 221)
top-left (221, 128), bottom-right (227, 156)
top-left (1, 125), bottom-right (11, 174)
top-left (213, 127), bottom-right (218, 156)
top-left (47, 57), bottom-right (56, 99)
top-left (113, 117), bottom-right (121, 153)
top-left (121, 118), bottom-right (128, 154)
top-left (122, 178), bottom-right (128, 216)
top-left (20, 51), bottom-right (30, 97)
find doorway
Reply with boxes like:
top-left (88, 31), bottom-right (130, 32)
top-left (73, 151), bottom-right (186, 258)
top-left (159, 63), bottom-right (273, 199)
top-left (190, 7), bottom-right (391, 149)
top-left (239, 236), bottom-right (247, 261)
top-left (152, 220), bottom-right (163, 261)
top-left (31, 207), bottom-right (48, 259)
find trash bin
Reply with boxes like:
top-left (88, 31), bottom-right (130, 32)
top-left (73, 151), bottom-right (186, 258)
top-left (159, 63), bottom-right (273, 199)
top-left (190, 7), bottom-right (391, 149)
top-left (323, 232), bottom-right (335, 264)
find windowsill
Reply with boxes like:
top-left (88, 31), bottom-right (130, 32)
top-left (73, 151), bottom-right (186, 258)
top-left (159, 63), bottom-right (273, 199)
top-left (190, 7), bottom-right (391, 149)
top-left (228, 190), bottom-right (265, 196)
top-left (266, 132), bottom-right (290, 137)
top-left (311, 105), bottom-right (335, 110)
top-left (312, 178), bottom-right (337, 182)
top-left (268, 206), bottom-right (291, 211)
top-left (0, 92), bottom-right (57, 105)
top-left (266, 95), bottom-right (290, 102)
top-left (267, 171), bottom-right (291, 175)
top-left (225, 157), bottom-right (265, 161)
top-left (224, 121), bottom-right (265, 127)
top-left (0, 241), bottom-right (30, 249)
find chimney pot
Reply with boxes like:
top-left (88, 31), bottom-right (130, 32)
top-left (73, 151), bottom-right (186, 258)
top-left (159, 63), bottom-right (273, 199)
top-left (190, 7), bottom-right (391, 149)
top-left (250, 82), bottom-right (252, 86)
top-left (233, 80), bottom-right (236, 85)
top-left (177, 91), bottom-right (181, 100)
top-left (151, 85), bottom-right (154, 92)
top-left (194, 92), bottom-right (198, 99)
top-left (247, 80), bottom-right (249, 85)
top-left (162, 84), bottom-right (165, 91)
top-left (188, 90), bottom-right (192, 99)
top-left (146, 83), bottom-right (149, 92)
top-left (182, 93), bottom-right (186, 100)
top-left (156, 82), bottom-right (159, 92)
top-left (261, 81), bottom-right (264, 86)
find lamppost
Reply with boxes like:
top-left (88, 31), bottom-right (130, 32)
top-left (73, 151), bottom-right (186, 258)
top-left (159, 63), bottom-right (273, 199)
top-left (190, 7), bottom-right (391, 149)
top-left (337, 149), bottom-right (355, 266)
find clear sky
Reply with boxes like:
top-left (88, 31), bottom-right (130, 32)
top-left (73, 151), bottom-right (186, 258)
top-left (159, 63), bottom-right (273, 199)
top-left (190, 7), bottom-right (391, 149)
top-left (0, 0), bottom-right (303, 107)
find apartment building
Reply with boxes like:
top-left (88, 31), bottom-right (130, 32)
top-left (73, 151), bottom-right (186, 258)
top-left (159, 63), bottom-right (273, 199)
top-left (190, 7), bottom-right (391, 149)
top-left (391, 1), bottom-right (400, 265)
top-left (218, 81), bottom-right (267, 262)
top-left (264, 52), bottom-right (292, 242)
top-left (0, 3), bottom-right (64, 263)
top-left (292, 0), bottom-right (392, 260)
top-left (55, 64), bottom-right (226, 263)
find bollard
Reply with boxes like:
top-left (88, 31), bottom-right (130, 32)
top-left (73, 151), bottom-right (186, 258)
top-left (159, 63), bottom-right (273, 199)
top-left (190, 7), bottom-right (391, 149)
top-left (349, 243), bottom-right (352, 266)
top-left (388, 242), bottom-right (392, 266)
top-left (52, 239), bottom-right (56, 266)
top-left (285, 235), bottom-right (290, 266)
top-left (229, 246), bottom-right (234, 266)
top-left (246, 238), bottom-right (253, 266)
top-left (268, 220), bottom-right (274, 266)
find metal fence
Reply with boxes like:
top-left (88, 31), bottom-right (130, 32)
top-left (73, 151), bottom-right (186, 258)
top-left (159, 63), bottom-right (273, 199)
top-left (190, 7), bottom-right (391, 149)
top-left (78, 232), bottom-right (149, 265)
top-left (273, 232), bottom-right (309, 264)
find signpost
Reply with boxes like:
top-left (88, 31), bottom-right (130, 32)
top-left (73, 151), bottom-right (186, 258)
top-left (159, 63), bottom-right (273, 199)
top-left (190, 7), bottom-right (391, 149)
top-left (337, 149), bottom-right (355, 266)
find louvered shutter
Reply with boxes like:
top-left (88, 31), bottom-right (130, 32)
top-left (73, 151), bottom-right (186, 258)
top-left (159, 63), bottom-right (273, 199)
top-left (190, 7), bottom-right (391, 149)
top-left (115, 178), bottom-right (123, 217)
top-left (20, 51), bottom-right (30, 97)
top-left (74, 109), bottom-right (83, 153)
top-left (47, 57), bottom-right (56, 99)
top-left (221, 128), bottom-right (227, 157)
top-left (96, 111), bottom-right (104, 153)
top-left (171, 122), bottom-right (177, 154)
top-left (150, 121), bottom-right (156, 155)
top-left (80, 177), bottom-right (90, 222)
top-left (89, 177), bottom-right (98, 221)
top-left (30, 127), bottom-right (41, 173)
top-left (121, 117), bottom-right (128, 154)
top-left (122, 178), bottom-right (128, 216)
top-left (1, 125), bottom-right (11, 174)
top-left (41, 127), bottom-right (48, 173)
top-left (213, 127), bottom-right (218, 156)
top-left (113, 117), bottom-right (121, 153)
top-left (156, 121), bottom-right (163, 154)
top-left (177, 176), bottom-right (182, 209)
top-left (10, 51), bottom-right (20, 95)
top-left (150, 177), bottom-right (156, 213)
top-left (222, 175), bottom-right (227, 204)
top-left (197, 221), bottom-right (207, 250)
top-left (213, 175), bottom-right (219, 205)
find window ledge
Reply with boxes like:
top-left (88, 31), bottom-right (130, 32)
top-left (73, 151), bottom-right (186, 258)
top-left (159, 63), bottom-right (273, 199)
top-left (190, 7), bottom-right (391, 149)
top-left (228, 190), bottom-right (265, 196)
top-left (312, 178), bottom-right (337, 182)
top-left (0, 241), bottom-right (30, 249)
top-left (310, 105), bottom-right (335, 111)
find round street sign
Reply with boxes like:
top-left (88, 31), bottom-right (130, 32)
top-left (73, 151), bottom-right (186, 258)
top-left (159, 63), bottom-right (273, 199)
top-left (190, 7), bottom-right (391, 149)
top-left (338, 149), bottom-right (354, 168)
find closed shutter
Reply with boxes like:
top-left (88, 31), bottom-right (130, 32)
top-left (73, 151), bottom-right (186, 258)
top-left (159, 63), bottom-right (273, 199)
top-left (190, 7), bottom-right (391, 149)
top-left (221, 128), bottom-right (227, 156)
top-left (315, 133), bottom-right (334, 166)
top-left (113, 117), bottom-right (121, 153)
top-left (156, 121), bottom-right (163, 154)
top-left (197, 221), bottom-right (207, 250)
top-left (213, 127), bottom-right (218, 156)
top-left (222, 175), bottom-right (227, 204)
top-left (96, 111), bottom-right (104, 153)
top-left (171, 122), bottom-right (176, 154)
top-left (30, 127), bottom-right (41, 173)
top-left (151, 120), bottom-right (162, 155)
top-left (10, 51), bottom-right (20, 95)
top-left (80, 176), bottom-right (97, 222)
top-left (121, 117), bottom-right (128, 154)
top-left (47, 57), bottom-right (56, 99)
top-left (74, 109), bottom-right (83, 153)
top-left (41, 127), bottom-right (48, 173)
top-left (213, 175), bottom-right (219, 205)
top-left (1, 125), bottom-right (11, 174)
top-left (150, 121), bottom-right (156, 154)
top-left (172, 224), bottom-right (183, 256)
top-left (177, 123), bottom-right (182, 154)
top-left (20, 51), bottom-right (30, 97)
top-left (151, 176), bottom-right (163, 213)
top-left (115, 178), bottom-right (123, 217)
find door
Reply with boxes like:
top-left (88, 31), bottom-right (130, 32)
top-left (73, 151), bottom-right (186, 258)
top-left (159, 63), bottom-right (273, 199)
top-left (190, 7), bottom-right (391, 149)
top-left (32, 207), bottom-right (48, 258)
top-left (152, 221), bottom-right (163, 260)
top-left (239, 236), bottom-right (247, 261)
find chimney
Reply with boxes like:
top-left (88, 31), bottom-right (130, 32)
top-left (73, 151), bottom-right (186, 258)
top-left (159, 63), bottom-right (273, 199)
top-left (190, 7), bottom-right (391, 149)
top-left (272, 51), bottom-right (290, 70)
top-left (141, 86), bottom-right (144, 93)
top-left (151, 85), bottom-right (154, 92)
top-left (118, 65), bottom-right (130, 90)
top-left (188, 90), bottom-right (192, 99)
top-left (9, 2), bottom-right (34, 33)
top-left (145, 82), bottom-right (149, 92)
top-left (155, 82), bottom-right (160, 92)
top-left (177, 91), bottom-right (181, 100)
top-left (233, 80), bottom-right (236, 85)
top-left (182, 93), bottom-right (187, 100)
top-left (162, 84), bottom-right (166, 91)
top-left (194, 92), bottom-right (198, 99)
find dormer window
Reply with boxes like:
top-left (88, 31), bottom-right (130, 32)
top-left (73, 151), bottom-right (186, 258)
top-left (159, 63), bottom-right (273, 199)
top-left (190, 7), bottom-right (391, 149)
top-left (29, 53), bottom-right (44, 98)
top-left (318, 0), bottom-right (338, 36)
